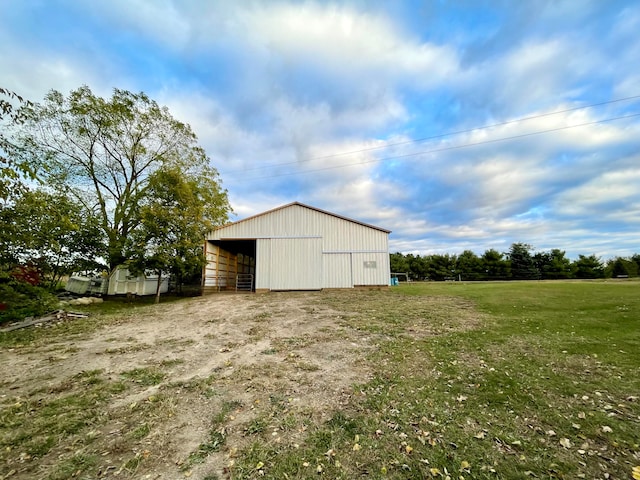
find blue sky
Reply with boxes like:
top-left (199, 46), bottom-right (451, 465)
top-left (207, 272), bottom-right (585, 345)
top-left (2, 0), bottom-right (639, 259)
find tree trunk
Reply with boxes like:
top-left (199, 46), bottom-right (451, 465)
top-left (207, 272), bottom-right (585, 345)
top-left (155, 271), bottom-right (162, 304)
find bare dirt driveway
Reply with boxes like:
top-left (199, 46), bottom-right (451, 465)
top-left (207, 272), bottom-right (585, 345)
top-left (1, 290), bottom-right (401, 479)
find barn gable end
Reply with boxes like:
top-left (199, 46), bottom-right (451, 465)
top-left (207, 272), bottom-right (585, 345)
top-left (203, 202), bottom-right (390, 292)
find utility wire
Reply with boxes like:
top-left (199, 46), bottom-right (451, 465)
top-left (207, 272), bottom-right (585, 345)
top-left (239, 112), bottom-right (640, 180)
top-left (220, 94), bottom-right (640, 176)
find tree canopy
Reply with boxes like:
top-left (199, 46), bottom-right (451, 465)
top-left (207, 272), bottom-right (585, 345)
top-left (0, 87), bottom-right (35, 201)
top-left (0, 189), bottom-right (104, 289)
top-left (18, 86), bottom-right (231, 269)
top-left (127, 165), bottom-right (229, 302)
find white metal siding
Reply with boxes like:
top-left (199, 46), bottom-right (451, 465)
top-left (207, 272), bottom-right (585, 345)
top-left (209, 204), bottom-right (387, 253)
top-left (322, 253), bottom-right (352, 288)
top-left (207, 203), bottom-right (390, 291)
top-left (256, 239), bottom-right (271, 290)
top-left (351, 252), bottom-right (390, 286)
top-left (269, 238), bottom-right (322, 290)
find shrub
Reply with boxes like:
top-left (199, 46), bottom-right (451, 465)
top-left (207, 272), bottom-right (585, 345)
top-left (0, 277), bottom-right (58, 324)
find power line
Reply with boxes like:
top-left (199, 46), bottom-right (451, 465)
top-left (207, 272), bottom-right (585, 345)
top-left (239, 112), bottom-right (640, 180)
top-left (220, 94), bottom-right (640, 176)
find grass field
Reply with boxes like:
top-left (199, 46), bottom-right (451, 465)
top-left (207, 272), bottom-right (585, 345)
top-left (1, 281), bottom-right (639, 479)
top-left (229, 281), bottom-right (640, 480)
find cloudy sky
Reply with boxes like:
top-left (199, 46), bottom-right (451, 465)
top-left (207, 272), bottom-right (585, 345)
top-left (2, 0), bottom-right (639, 259)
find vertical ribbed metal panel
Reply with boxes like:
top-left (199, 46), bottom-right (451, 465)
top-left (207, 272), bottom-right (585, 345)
top-left (208, 204), bottom-right (390, 290)
top-left (351, 252), bottom-right (391, 286)
top-left (209, 204), bottom-right (388, 251)
top-left (255, 239), bottom-right (271, 290)
top-left (321, 214), bottom-right (387, 252)
top-left (269, 238), bottom-right (322, 290)
top-left (323, 253), bottom-right (352, 288)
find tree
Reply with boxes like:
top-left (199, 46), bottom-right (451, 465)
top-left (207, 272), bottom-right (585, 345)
top-left (390, 252), bottom-right (410, 276)
top-left (426, 254), bottom-right (457, 281)
top-left (534, 249), bottom-right (572, 280)
top-left (606, 257), bottom-right (637, 278)
top-left (507, 243), bottom-right (538, 280)
top-left (572, 254), bottom-right (605, 279)
top-left (0, 189), bottom-right (105, 290)
top-left (632, 254), bottom-right (640, 276)
top-left (407, 254), bottom-right (429, 281)
top-left (456, 250), bottom-right (483, 280)
top-left (0, 87), bottom-right (35, 201)
top-left (127, 166), bottom-right (229, 303)
top-left (481, 249), bottom-right (510, 280)
top-left (18, 86), bottom-right (230, 270)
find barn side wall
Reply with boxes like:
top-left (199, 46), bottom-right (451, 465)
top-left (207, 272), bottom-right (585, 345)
top-left (208, 204), bottom-right (390, 291)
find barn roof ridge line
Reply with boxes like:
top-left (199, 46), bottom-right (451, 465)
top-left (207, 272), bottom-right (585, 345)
top-left (215, 201), bottom-right (391, 234)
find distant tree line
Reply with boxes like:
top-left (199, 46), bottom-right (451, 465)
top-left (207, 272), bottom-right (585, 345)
top-left (390, 243), bottom-right (640, 281)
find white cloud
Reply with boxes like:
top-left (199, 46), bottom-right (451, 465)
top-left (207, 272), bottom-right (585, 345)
top-left (555, 164), bottom-right (640, 215)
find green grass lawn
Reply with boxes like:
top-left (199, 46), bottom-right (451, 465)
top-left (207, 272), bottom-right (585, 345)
top-left (232, 281), bottom-right (640, 479)
top-left (1, 281), bottom-right (638, 479)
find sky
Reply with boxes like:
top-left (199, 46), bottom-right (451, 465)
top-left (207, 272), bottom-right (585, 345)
top-left (2, 0), bottom-right (639, 260)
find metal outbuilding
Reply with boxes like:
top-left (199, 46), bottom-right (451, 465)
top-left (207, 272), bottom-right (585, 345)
top-left (203, 202), bottom-right (391, 292)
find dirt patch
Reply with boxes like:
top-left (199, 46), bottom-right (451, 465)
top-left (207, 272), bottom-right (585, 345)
top-left (0, 290), bottom-right (483, 479)
top-left (0, 292), bottom-right (376, 478)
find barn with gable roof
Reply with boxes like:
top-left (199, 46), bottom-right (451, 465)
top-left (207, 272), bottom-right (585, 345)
top-left (203, 202), bottom-right (391, 292)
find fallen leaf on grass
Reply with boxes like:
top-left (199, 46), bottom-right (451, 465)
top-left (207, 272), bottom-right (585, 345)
top-left (632, 466), bottom-right (640, 480)
top-left (559, 438), bottom-right (572, 449)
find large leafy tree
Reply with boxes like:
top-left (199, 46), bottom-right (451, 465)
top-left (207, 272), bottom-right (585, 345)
top-left (0, 189), bottom-right (105, 290)
top-left (127, 166), bottom-right (229, 302)
top-left (18, 86), bottom-right (230, 270)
